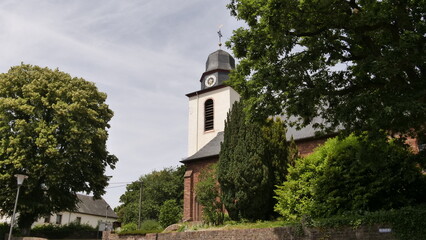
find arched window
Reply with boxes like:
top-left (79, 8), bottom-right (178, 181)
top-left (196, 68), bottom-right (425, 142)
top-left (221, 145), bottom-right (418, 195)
top-left (204, 99), bottom-right (214, 131)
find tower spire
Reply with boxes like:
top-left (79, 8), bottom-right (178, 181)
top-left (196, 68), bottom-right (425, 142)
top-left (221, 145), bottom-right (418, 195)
top-left (217, 24), bottom-right (223, 49)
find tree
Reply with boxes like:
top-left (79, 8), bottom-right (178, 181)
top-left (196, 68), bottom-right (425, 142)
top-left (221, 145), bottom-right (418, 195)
top-left (0, 64), bottom-right (118, 233)
top-left (227, 0), bottom-right (426, 137)
top-left (218, 100), bottom-right (297, 220)
top-left (158, 200), bottom-right (181, 228)
top-left (116, 166), bottom-right (185, 225)
top-left (274, 133), bottom-right (426, 220)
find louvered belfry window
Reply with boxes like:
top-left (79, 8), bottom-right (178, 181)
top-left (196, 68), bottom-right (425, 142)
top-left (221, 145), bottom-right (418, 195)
top-left (204, 99), bottom-right (214, 131)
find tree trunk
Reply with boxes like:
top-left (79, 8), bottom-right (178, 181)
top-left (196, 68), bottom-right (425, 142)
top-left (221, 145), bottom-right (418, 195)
top-left (17, 213), bottom-right (37, 236)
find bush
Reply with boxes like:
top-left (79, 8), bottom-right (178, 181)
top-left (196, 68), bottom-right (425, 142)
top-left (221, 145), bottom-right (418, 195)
top-left (159, 200), bottom-right (181, 227)
top-left (0, 223), bottom-right (9, 240)
top-left (31, 223), bottom-right (96, 239)
top-left (195, 164), bottom-right (224, 225)
top-left (31, 224), bottom-right (70, 239)
top-left (275, 133), bottom-right (426, 220)
top-left (140, 220), bottom-right (162, 232)
top-left (118, 220), bottom-right (163, 235)
top-left (311, 205), bottom-right (426, 240)
top-left (119, 223), bottom-right (137, 232)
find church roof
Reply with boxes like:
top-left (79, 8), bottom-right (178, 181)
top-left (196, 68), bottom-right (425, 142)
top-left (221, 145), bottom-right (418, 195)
top-left (75, 194), bottom-right (118, 218)
top-left (181, 132), bottom-right (224, 162)
top-left (181, 121), bottom-right (334, 163)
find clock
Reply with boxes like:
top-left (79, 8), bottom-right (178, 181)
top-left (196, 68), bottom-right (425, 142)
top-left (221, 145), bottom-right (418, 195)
top-left (205, 75), bottom-right (216, 88)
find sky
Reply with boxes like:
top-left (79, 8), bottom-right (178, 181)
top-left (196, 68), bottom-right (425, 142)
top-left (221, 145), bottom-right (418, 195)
top-left (0, 0), bottom-right (244, 208)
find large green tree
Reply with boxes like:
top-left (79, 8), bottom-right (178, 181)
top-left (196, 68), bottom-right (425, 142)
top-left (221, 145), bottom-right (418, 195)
top-left (0, 64), bottom-right (118, 232)
top-left (227, 0), bottom-right (426, 137)
top-left (116, 166), bottom-right (185, 225)
top-left (218, 100), bottom-right (297, 220)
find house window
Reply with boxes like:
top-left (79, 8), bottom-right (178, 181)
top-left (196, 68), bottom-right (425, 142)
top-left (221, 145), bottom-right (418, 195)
top-left (204, 99), bottom-right (214, 131)
top-left (44, 216), bottom-right (50, 223)
top-left (56, 214), bottom-right (62, 224)
top-left (75, 217), bottom-right (81, 224)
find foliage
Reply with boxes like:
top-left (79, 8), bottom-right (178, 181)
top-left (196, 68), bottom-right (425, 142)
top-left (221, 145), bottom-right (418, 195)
top-left (0, 64), bottom-right (118, 232)
top-left (195, 164), bottom-right (224, 225)
top-left (0, 223), bottom-right (11, 240)
top-left (311, 205), bottom-right (426, 240)
top-left (118, 220), bottom-right (163, 235)
top-left (218, 100), bottom-right (297, 221)
top-left (159, 199), bottom-right (182, 227)
top-left (116, 166), bottom-right (185, 225)
top-left (227, 0), bottom-right (426, 138)
top-left (139, 219), bottom-right (163, 232)
top-left (275, 133), bottom-right (426, 220)
top-left (119, 223), bottom-right (138, 232)
top-left (31, 222), bottom-right (96, 239)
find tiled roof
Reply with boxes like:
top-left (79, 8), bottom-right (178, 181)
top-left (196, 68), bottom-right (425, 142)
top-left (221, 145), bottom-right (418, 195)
top-left (181, 132), bottom-right (224, 162)
top-left (76, 194), bottom-right (118, 218)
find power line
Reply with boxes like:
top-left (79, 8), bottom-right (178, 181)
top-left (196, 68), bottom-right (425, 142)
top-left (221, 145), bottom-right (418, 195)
top-left (108, 181), bottom-right (133, 185)
top-left (106, 184), bottom-right (128, 189)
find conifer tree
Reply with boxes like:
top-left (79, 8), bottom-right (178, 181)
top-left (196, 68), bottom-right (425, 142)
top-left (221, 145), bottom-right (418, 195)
top-left (218, 101), bottom-right (296, 220)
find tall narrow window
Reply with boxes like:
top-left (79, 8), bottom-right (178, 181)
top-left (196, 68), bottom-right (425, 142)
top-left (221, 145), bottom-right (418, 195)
top-left (204, 99), bottom-right (214, 131)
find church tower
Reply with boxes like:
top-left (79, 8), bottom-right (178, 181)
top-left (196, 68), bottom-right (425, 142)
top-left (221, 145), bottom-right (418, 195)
top-left (181, 49), bottom-right (240, 221)
top-left (186, 50), bottom-right (240, 156)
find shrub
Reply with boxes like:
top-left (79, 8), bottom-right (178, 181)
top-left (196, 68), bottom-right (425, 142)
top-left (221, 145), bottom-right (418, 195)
top-left (275, 133), bottom-right (426, 220)
top-left (311, 205), bottom-right (426, 240)
top-left (159, 200), bottom-right (181, 228)
top-left (195, 164), bottom-right (224, 225)
top-left (0, 223), bottom-right (9, 240)
top-left (118, 220), bottom-right (162, 235)
top-left (31, 224), bottom-right (70, 239)
top-left (140, 220), bottom-right (162, 232)
top-left (31, 223), bottom-right (96, 239)
top-left (119, 223), bottom-right (137, 232)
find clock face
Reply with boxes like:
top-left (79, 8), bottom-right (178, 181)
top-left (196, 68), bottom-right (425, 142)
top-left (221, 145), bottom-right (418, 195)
top-left (205, 75), bottom-right (216, 87)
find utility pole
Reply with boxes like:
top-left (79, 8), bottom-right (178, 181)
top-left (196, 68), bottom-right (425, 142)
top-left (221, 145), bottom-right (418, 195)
top-left (138, 182), bottom-right (142, 229)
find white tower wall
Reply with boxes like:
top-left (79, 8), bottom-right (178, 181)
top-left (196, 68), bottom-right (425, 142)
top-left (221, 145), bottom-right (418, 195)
top-left (187, 86), bottom-right (240, 156)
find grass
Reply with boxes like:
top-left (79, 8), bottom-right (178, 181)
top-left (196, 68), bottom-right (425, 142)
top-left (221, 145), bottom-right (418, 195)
top-left (177, 219), bottom-right (293, 232)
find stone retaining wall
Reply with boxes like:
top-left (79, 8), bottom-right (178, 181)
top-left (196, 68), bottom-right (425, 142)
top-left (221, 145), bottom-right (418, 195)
top-left (104, 225), bottom-right (395, 240)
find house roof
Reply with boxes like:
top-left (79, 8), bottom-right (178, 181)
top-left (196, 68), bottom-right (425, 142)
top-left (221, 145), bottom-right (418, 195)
top-left (75, 194), bottom-right (118, 219)
top-left (181, 132), bottom-right (224, 163)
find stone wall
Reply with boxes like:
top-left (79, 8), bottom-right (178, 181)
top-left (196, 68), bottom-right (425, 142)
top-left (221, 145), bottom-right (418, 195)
top-left (104, 225), bottom-right (395, 240)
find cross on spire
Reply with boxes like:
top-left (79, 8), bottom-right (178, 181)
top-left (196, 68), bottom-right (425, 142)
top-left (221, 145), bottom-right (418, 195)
top-left (218, 24), bottom-right (223, 49)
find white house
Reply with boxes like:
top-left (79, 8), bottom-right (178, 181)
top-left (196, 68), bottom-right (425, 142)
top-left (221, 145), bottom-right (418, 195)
top-left (1, 194), bottom-right (118, 229)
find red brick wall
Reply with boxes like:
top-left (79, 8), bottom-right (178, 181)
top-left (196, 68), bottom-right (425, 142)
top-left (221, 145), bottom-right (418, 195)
top-left (183, 157), bottom-right (218, 222)
top-left (296, 137), bottom-right (329, 157)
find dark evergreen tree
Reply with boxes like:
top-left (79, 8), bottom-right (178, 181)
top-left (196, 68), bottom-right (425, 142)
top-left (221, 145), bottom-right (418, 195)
top-left (218, 100), bottom-right (297, 220)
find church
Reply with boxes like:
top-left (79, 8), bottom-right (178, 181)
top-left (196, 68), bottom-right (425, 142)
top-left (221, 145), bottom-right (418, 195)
top-left (179, 49), bottom-right (332, 222)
